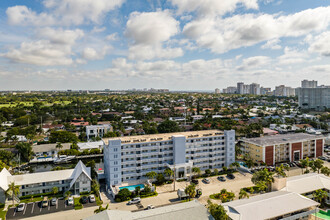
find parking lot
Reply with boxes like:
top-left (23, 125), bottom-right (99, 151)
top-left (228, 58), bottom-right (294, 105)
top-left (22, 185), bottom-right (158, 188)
top-left (6, 197), bottom-right (97, 219)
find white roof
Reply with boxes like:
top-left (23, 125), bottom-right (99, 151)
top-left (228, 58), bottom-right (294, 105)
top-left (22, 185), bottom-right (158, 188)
top-left (281, 173), bottom-right (330, 194)
top-left (0, 168), bottom-right (11, 191)
top-left (69, 161), bottom-right (92, 188)
top-left (0, 161), bottom-right (91, 188)
top-left (78, 141), bottom-right (104, 150)
top-left (223, 191), bottom-right (319, 220)
top-left (84, 200), bottom-right (213, 220)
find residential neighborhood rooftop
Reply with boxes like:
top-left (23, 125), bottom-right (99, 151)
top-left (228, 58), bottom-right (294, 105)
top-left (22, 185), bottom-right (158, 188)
top-left (242, 133), bottom-right (323, 147)
top-left (103, 130), bottom-right (224, 145)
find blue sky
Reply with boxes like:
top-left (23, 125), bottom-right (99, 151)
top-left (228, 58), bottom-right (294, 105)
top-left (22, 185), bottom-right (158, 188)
top-left (0, 0), bottom-right (330, 91)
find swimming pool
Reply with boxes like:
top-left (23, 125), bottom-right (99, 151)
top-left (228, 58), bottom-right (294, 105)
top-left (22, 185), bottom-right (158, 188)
top-left (237, 161), bottom-right (247, 167)
top-left (119, 184), bottom-right (145, 191)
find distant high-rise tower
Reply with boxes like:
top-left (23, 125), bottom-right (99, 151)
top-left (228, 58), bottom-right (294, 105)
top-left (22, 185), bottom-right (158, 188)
top-left (215, 88), bottom-right (220, 94)
top-left (301, 80), bottom-right (318, 88)
top-left (237, 82), bottom-right (244, 94)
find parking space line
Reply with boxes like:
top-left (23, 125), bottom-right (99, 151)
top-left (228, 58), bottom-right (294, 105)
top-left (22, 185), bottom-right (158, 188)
top-left (13, 208), bottom-right (16, 216)
top-left (23, 204), bottom-right (27, 215)
top-left (56, 201), bottom-right (58, 209)
top-left (48, 201), bottom-right (50, 211)
top-left (40, 203), bottom-right (42, 212)
top-left (31, 202), bottom-right (35, 213)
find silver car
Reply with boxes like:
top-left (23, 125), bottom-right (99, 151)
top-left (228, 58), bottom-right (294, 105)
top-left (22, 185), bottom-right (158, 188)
top-left (17, 203), bottom-right (25, 212)
top-left (128, 197), bottom-right (141, 204)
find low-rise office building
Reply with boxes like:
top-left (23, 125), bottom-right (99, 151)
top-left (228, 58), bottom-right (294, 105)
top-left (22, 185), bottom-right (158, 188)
top-left (103, 130), bottom-right (235, 187)
top-left (241, 133), bottom-right (324, 165)
top-left (0, 161), bottom-right (92, 203)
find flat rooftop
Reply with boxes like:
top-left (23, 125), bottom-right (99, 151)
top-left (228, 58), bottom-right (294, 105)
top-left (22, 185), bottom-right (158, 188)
top-left (242, 133), bottom-right (323, 147)
top-left (103, 130), bottom-right (224, 145)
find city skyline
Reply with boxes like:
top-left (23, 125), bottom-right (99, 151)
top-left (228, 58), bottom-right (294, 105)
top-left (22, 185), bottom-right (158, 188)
top-left (1, 0), bottom-right (330, 90)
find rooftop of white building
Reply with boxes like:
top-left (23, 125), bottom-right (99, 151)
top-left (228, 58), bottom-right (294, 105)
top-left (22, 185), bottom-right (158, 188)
top-left (103, 130), bottom-right (224, 145)
top-left (281, 173), bottom-right (330, 194)
top-left (84, 200), bottom-right (213, 220)
top-left (0, 161), bottom-right (91, 190)
top-left (242, 133), bottom-right (322, 147)
top-left (223, 191), bottom-right (319, 220)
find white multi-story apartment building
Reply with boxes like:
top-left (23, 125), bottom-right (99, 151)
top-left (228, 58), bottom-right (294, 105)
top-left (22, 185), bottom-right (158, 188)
top-left (302, 79), bottom-right (318, 88)
top-left (296, 86), bottom-right (330, 110)
top-left (274, 85), bottom-right (296, 97)
top-left (86, 124), bottom-right (112, 140)
top-left (103, 130), bottom-right (235, 187)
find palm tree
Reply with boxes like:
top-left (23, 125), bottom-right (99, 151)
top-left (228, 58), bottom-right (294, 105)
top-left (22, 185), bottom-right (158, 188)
top-left (239, 189), bottom-right (249, 199)
top-left (192, 167), bottom-right (201, 178)
top-left (94, 204), bottom-right (109, 214)
top-left (56, 142), bottom-right (63, 150)
top-left (275, 165), bottom-right (287, 178)
top-left (231, 162), bottom-right (240, 170)
top-left (251, 168), bottom-right (274, 192)
top-left (52, 186), bottom-right (58, 195)
top-left (145, 171), bottom-right (157, 183)
top-left (185, 184), bottom-right (196, 201)
top-left (207, 200), bottom-right (229, 220)
top-left (6, 182), bottom-right (20, 205)
top-left (313, 189), bottom-right (327, 206)
top-left (164, 168), bottom-right (174, 180)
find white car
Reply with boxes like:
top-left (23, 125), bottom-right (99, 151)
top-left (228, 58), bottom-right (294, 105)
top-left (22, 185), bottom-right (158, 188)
top-left (128, 197), bottom-right (141, 204)
top-left (67, 197), bottom-right (74, 205)
top-left (146, 205), bottom-right (155, 209)
top-left (89, 194), bottom-right (96, 203)
top-left (17, 203), bottom-right (25, 212)
top-left (203, 178), bottom-right (211, 184)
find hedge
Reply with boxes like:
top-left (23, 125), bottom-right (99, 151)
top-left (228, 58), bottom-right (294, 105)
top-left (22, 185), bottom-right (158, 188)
top-left (19, 191), bottom-right (63, 200)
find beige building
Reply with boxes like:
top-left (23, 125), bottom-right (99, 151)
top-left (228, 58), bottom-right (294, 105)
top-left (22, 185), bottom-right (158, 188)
top-left (241, 133), bottom-right (324, 165)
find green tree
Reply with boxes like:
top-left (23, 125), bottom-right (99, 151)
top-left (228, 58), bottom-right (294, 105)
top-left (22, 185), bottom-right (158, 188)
top-left (6, 182), bottom-right (20, 205)
top-left (116, 188), bottom-right (131, 201)
top-left (222, 166), bottom-right (228, 174)
top-left (300, 157), bottom-right (309, 174)
top-left (231, 162), bottom-right (240, 170)
top-left (313, 159), bottom-right (324, 173)
top-left (56, 142), bottom-right (63, 150)
top-left (205, 169), bottom-right (211, 176)
top-left (92, 179), bottom-right (100, 197)
top-left (157, 120), bottom-right (181, 133)
top-left (192, 167), bottom-right (201, 177)
top-left (94, 204), bottom-right (109, 214)
top-left (275, 165), bottom-right (287, 178)
top-left (49, 130), bottom-right (78, 143)
top-left (313, 189), bottom-right (328, 205)
top-left (145, 171), bottom-right (157, 183)
top-left (156, 173), bottom-right (166, 185)
top-left (251, 168), bottom-right (274, 192)
top-left (52, 186), bottom-right (58, 195)
top-left (239, 189), bottom-right (249, 199)
top-left (207, 200), bottom-right (228, 220)
top-left (321, 167), bottom-right (330, 176)
top-left (164, 168), bottom-right (174, 180)
top-left (219, 189), bottom-right (235, 203)
top-left (134, 186), bottom-right (141, 196)
top-left (185, 184), bottom-right (196, 201)
top-left (213, 168), bottom-right (219, 175)
top-left (15, 142), bottom-right (33, 162)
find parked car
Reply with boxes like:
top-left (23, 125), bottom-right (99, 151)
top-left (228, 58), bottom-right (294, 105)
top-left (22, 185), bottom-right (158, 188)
top-left (67, 197), bottom-right (74, 205)
top-left (42, 197), bottom-right (48, 207)
top-left (146, 205), bottom-right (155, 210)
top-left (51, 198), bottom-right (57, 206)
top-left (227, 173), bottom-right (235, 179)
top-left (203, 178), bottom-right (211, 184)
top-left (81, 196), bottom-right (88, 204)
top-left (217, 176), bottom-right (226, 182)
top-left (17, 203), bottom-right (25, 212)
top-left (128, 197), bottom-right (141, 204)
top-left (89, 194), bottom-right (96, 203)
top-left (191, 179), bottom-right (199, 185)
top-left (196, 189), bottom-right (202, 198)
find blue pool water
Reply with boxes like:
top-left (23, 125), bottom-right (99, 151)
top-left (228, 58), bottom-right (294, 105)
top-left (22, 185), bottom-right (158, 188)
top-left (237, 161), bottom-right (247, 167)
top-left (119, 184), bottom-right (145, 191)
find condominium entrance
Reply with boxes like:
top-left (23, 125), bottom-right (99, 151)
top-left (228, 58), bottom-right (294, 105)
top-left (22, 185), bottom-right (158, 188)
top-left (293, 151), bottom-right (300, 161)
